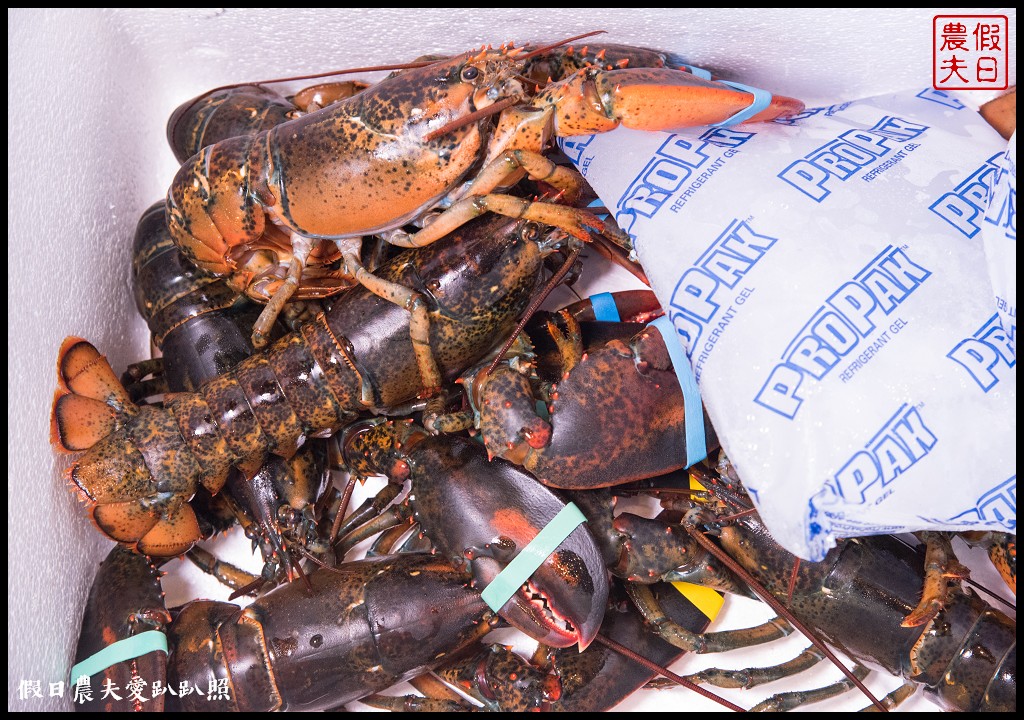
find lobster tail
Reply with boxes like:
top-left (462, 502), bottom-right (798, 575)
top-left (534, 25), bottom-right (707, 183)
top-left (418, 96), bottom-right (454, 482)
top-left (64, 407), bottom-right (206, 557)
top-left (167, 85), bottom-right (298, 164)
top-left (50, 337), bottom-right (136, 452)
top-left (51, 338), bottom-right (207, 556)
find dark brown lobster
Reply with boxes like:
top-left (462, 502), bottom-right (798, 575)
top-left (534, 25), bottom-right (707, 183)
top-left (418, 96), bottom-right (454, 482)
top-left (125, 200), bottom-right (334, 583)
top-left (51, 213), bottom-right (561, 557)
top-left (71, 547), bottom-right (494, 711)
top-left (651, 466), bottom-right (1018, 712)
top-left (459, 290), bottom-right (720, 489)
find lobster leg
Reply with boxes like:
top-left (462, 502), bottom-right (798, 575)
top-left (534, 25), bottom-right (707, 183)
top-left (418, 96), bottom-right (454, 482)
top-left (330, 482), bottom-right (403, 541)
top-left (962, 531), bottom-right (1017, 594)
top-left (546, 309), bottom-right (584, 376)
top-left (460, 148), bottom-right (587, 205)
top-left (362, 646), bottom-right (562, 711)
top-left (336, 247), bottom-right (444, 401)
top-left (366, 520), bottom-right (418, 557)
top-left (334, 504), bottom-right (411, 560)
top-left (901, 531), bottom-right (971, 627)
top-left (625, 582), bottom-right (795, 654)
top-left (120, 358), bottom-right (168, 402)
top-left (750, 665), bottom-right (872, 712)
top-left (681, 646), bottom-right (828, 690)
top-left (360, 694), bottom-right (473, 712)
top-left (387, 188), bottom-right (627, 251)
top-left (185, 545), bottom-right (260, 594)
top-left (251, 234), bottom-right (314, 347)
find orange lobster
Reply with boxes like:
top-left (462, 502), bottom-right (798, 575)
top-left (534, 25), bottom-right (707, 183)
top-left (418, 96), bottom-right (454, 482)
top-left (166, 35), bottom-right (804, 397)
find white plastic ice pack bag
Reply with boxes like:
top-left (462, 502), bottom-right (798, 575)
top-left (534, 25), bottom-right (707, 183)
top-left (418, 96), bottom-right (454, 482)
top-left (562, 87), bottom-right (1016, 560)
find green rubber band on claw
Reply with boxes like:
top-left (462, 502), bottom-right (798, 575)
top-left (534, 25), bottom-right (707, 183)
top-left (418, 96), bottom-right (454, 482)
top-left (480, 503), bottom-right (587, 613)
top-left (70, 630), bottom-right (168, 683)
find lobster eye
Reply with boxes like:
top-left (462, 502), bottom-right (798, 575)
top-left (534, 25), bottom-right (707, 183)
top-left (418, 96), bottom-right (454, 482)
top-left (520, 222), bottom-right (540, 242)
top-left (461, 65), bottom-right (480, 82)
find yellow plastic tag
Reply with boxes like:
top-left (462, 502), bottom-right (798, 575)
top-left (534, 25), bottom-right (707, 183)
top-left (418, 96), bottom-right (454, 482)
top-left (689, 472), bottom-right (708, 503)
top-left (671, 581), bottom-right (724, 621)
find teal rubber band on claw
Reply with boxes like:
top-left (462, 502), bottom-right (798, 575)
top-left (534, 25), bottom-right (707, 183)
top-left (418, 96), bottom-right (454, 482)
top-left (70, 630), bottom-right (168, 683)
top-left (480, 503), bottom-right (587, 613)
top-left (649, 315), bottom-right (707, 468)
top-left (590, 292), bottom-right (621, 322)
top-left (712, 81), bottom-right (772, 128)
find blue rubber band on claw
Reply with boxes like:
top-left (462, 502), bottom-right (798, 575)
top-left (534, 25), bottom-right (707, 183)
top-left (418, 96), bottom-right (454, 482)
top-left (590, 292), bottom-right (621, 322)
top-left (586, 197), bottom-right (609, 221)
top-left (713, 81), bottom-right (773, 128)
top-left (70, 630), bottom-right (168, 683)
top-left (680, 63), bottom-right (713, 81)
top-left (649, 316), bottom-right (707, 468)
top-left (480, 503), bottom-right (587, 613)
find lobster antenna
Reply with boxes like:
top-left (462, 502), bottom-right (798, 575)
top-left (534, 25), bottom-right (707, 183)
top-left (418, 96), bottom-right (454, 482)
top-left (329, 473), bottom-right (360, 543)
top-left (785, 558), bottom-right (801, 604)
top-left (680, 523), bottom-right (889, 712)
top-left (518, 30), bottom-right (609, 62)
top-left (228, 575), bottom-right (266, 601)
top-left (423, 96), bottom-right (520, 141)
top-left (964, 577), bottom-right (1016, 611)
top-left (229, 59), bottom-right (441, 94)
top-left (594, 633), bottom-right (746, 712)
top-left (289, 551), bottom-right (315, 595)
top-left (295, 545), bottom-right (350, 575)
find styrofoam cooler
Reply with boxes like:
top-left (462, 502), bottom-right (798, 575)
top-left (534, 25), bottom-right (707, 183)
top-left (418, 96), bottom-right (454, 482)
top-left (9, 8), bottom-right (1015, 712)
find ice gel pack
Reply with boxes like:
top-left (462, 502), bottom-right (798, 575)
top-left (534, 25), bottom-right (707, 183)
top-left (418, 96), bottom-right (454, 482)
top-left (561, 88), bottom-right (1016, 560)
top-left (982, 131), bottom-right (1016, 358)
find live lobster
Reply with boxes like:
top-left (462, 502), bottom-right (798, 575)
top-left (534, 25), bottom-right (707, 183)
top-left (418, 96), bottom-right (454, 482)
top-left (164, 35), bottom-right (804, 350)
top-left (661, 463), bottom-right (1017, 712)
top-left (125, 200), bottom-right (334, 583)
top-left (50, 213), bottom-right (565, 556)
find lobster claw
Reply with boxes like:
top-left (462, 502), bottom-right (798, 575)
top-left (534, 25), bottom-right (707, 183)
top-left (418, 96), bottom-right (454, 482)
top-left (73, 547), bottom-right (172, 712)
top-left (568, 65), bottom-right (806, 131)
top-left (490, 65), bottom-right (805, 160)
top-left (406, 434), bottom-right (609, 649)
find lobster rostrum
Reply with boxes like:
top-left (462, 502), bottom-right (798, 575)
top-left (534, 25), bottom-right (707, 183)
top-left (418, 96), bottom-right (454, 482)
top-left (72, 546), bottom-right (496, 712)
top-left (50, 213), bottom-right (559, 557)
top-left (338, 418), bottom-right (609, 649)
top-left (164, 35), bottom-right (804, 347)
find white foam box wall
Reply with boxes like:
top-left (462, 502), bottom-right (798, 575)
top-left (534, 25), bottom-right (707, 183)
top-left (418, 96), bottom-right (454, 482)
top-left (9, 8), bottom-right (1015, 712)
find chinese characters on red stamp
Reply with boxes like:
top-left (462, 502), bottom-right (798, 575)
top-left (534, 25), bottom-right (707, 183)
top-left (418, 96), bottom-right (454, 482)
top-left (934, 15), bottom-right (1009, 90)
